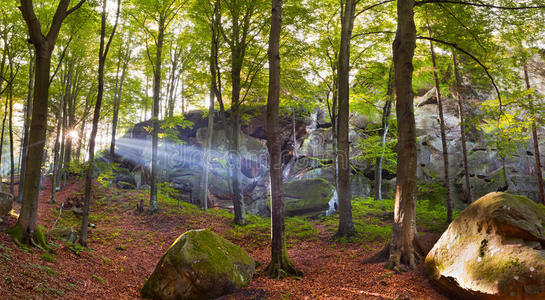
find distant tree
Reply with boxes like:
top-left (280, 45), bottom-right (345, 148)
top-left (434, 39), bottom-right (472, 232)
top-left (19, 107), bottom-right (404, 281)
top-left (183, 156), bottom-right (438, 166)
top-left (81, 0), bottom-right (121, 247)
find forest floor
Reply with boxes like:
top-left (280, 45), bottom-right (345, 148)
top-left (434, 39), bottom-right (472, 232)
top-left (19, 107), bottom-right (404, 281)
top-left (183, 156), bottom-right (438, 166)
top-left (0, 177), bottom-right (449, 300)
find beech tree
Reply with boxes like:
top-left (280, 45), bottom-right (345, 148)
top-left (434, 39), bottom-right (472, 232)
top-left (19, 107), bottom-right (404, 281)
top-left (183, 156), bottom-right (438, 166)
top-left (14, 0), bottom-right (86, 245)
top-left (264, 0), bottom-right (301, 278)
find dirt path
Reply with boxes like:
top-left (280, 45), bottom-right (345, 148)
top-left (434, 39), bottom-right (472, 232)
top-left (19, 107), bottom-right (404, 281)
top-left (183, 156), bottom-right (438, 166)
top-left (0, 178), bottom-right (448, 299)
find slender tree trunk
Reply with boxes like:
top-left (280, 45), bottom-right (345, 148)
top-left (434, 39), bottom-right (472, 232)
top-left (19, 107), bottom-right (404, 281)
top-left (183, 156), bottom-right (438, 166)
top-left (523, 64), bottom-right (545, 204)
top-left (18, 49), bottom-right (34, 203)
top-left (230, 105), bottom-right (246, 225)
top-left (50, 95), bottom-right (64, 204)
top-left (8, 86), bottom-right (14, 196)
top-left (0, 46), bottom-right (6, 193)
top-left (429, 36), bottom-right (452, 223)
top-left (388, 0), bottom-right (418, 269)
top-left (0, 98), bottom-right (7, 193)
top-left (452, 53), bottom-right (473, 203)
top-left (264, 0), bottom-right (300, 278)
top-left (80, 0), bottom-right (119, 246)
top-left (374, 67), bottom-right (393, 201)
top-left (335, 0), bottom-right (356, 237)
top-left (110, 43), bottom-right (130, 158)
top-left (200, 3), bottom-right (220, 210)
top-left (149, 18), bottom-right (165, 214)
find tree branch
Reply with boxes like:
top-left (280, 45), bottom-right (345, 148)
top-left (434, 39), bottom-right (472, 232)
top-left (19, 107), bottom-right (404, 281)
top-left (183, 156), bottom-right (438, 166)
top-left (415, 0), bottom-right (545, 10)
top-left (416, 35), bottom-right (502, 108)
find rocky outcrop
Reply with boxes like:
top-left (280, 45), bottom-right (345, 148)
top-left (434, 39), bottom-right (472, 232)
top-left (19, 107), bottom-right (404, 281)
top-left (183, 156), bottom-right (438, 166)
top-left (284, 178), bottom-right (334, 216)
top-left (425, 192), bottom-right (545, 300)
top-left (141, 229), bottom-right (255, 300)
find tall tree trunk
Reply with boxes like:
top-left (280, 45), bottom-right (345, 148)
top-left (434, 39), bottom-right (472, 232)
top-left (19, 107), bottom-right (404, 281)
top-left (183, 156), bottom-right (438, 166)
top-left (230, 105), bottom-right (246, 225)
top-left (388, 0), bottom-right (418, 269)
top-left (8, 85), bottom-right (14, 196)
top-left (428, 36), bottom-right (452, 223)
top-left (16, 46), bottom-right (53, 243)
top-left (452, 53), bottom-right (473, 203)
top-left (110, 43), bottom-right (130, 158)
top-left (0, 98), bottom-right (7, 193)
top-left (335, 0), bottom-right (356, 238)
top-left (18, 48), bottom-right (34, 203)
top-left (200, 3), bottom-right (220, 210)
top-left (16, 0), bottom-right (86, 245)
top-left (264, 0), bottom-right (300, 278)
top-left (50, 94), bottom-right (65, 204)
top-left (374, 66), bottom-right (393, 201)
top-left (0, 45), bottom-right (6, 193)
top-left (149, 17), bottom-right (165, 214)
top-left (523, 64), bottom-right (545, 205)
top-left (80, 0), bottom-right (119, 246)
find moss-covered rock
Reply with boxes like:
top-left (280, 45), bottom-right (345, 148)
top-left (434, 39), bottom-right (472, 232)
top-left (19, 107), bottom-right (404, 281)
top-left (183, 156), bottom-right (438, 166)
top-left (283, 178), bottom-right (334, 216)
top-left (141, 229), bottom-right (254, 300)
top-left (425, 192), bottom-right (545, 300)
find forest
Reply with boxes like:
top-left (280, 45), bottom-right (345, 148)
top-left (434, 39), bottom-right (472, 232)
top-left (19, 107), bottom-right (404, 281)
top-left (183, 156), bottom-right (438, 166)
top-left (1, 0), bottom-right (545, 299)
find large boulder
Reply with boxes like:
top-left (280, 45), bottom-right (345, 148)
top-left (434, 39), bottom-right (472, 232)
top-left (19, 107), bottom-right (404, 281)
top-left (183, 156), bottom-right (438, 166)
top-left (0, 191), bottom-right (12, 216)
top-left (283, 178), bottom-right (334, 216)
top-left (141, 229), bottom-right (255, 300)
top-left (425, 192), bottom-right (545, 300)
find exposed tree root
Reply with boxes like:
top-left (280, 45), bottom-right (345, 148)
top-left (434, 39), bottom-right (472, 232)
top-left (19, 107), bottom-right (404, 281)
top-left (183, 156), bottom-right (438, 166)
top-left (7, 224), bottom-right (49, 251)
top-left (265, 250), bottom-right (303, 279)
top-left (364, 241), bottom-right (423, 271)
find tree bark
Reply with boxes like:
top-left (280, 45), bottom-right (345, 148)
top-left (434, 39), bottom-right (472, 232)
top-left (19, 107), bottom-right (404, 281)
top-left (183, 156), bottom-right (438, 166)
top-left (8, 82), bottom-right (14, 196)
top-left (18, 47), bottom-right (34, 203)
top-left (387, 0), bottom-right (418, 269)
top-left (523, 64), bottom-right (545, 205)
top-left (0, 97), bottom-right (7, 193)
top-left (17, 0), bottom-right (85, 244)
top-left (264, 0), bottom-right (301, 278)
top-left (50, 92), bottom-right (65, 204)
top-left (149, 17), bottom-right (166, 214)
top-left (452, 53), bottom-right (473, 203)
top-left (110, 42), bottom-right (130, 158)
top-left (335, 0), bottom-right (356, 238)
top-left (428, 35), bottom-right (452, 223)
top-left (80, 0), bottom-right (118, 246)
top-left (200, 1), bottom-right (221, 210)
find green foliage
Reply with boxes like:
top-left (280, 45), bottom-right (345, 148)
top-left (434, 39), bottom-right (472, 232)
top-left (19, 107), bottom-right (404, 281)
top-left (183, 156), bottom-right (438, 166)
top-left (159, 116), bottom-right (194, 143)
top-left (355, 134), bottom-right (397, 174)
top-left (95, 161), bottom-right (120, 188)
